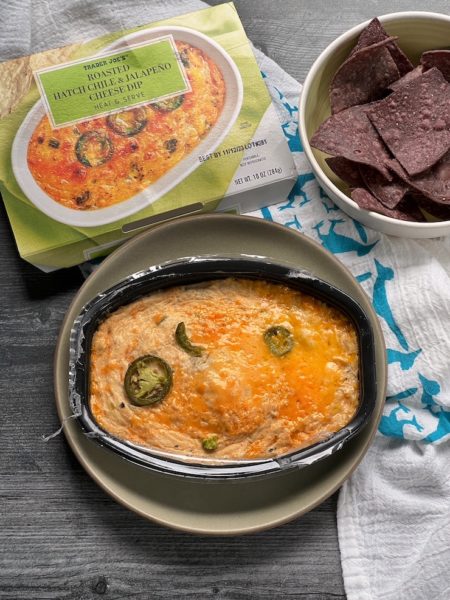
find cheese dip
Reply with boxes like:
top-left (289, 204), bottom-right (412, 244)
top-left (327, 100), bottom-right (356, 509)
top-left (89, 278), bottom-right (359, 460)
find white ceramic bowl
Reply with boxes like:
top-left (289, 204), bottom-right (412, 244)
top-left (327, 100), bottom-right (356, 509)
top-left (12, 26), bottom-right (243, 228)
top-left (299, 12), bottom-right (450, 238)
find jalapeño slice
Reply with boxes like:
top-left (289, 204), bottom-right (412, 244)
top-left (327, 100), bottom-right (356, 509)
top-left (151, 94), bottom-right (184, 112)
top-left (106, 107), bottom-right (148, 136)
top-left (179, 48), bottom-right (190, 68)
top-left (202, 435), bottom-right (219, 452)
top-left (164, 138), bottom-right (178, 154)
top-left (124, 355), bottom-right (172, 406)
top-left (263, 325), bottom-right (294, 357)
top-left (175, 322), bottom-right (204, 357)
top-left (75, 131), bottom-right (114, 167)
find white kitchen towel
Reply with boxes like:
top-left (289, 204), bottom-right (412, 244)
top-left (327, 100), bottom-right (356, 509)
top-left (2, 2), bottom-right (450, 599)
top-left (252, 44), bottom-right (450, 600)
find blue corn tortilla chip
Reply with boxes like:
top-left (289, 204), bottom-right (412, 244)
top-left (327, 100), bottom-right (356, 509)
top-left (351, 18), bottom-right (413, 76)
top-left (412, 193), bottom-right (450, 221)
top-left (368, 68), bottom-right (450, 176)
top-left (388, 152), bottom-right (450, 205)
top-left (359, 164), bottom-right (409, 209)
top-left (311, 103), bottom-right (392, 179)
top-left (351, 187), bottom-right (425, 221)
top-left (311, 18), bottom-right (450, 223)
top-left (330, 37), bottom-right (400, 114)
top-left (326, 156), bottom-right (407, 208)
top-left (389, 65), bottom-right (424, 92)
top-left (421, 50), bottom-right (450, 82)
top-left (325, 156), bottom-right (364, 189)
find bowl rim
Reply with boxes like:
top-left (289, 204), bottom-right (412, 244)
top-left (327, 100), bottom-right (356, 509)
top-left (299, 11), bottom-right (450, 232)
top-left (68, 254), bottom-right (378, 480)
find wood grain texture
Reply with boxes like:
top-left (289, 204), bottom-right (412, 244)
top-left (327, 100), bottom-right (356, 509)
top-left (0, 193), bottom-right (345, 599)
top-left (1, 1), bottom-right (449, 598)
top-left (209, 0), bottom-right (450, 83)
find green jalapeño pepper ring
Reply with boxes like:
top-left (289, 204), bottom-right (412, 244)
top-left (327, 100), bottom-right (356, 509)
top-left (75, 131), bottom-right (114, 167)
top-left (106, 107), bottom-right (148, 137)
top-left (124, 355), bottom-right (173, 406)
top-left (175, 322), bottom-right (205, 357)
top-left (151, 94), bottom-right (185, 112)
top-left (263, 325), bottom-right (294, 357)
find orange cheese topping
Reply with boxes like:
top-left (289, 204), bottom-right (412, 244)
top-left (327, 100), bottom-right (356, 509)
top-left (89, 278), bottom-right (359, 459)
top-left (27, 42), bottom-right (225, 210)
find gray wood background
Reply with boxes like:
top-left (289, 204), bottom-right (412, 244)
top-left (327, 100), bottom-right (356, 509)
top-left (1, 1), bottom-right (449, 599)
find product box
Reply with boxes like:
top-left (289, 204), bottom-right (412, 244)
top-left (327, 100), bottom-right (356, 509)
top-left (0, 3), bottom-right (296, 270)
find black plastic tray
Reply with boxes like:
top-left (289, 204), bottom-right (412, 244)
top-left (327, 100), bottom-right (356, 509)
top-left (68, 255), bottom-right (377, 479)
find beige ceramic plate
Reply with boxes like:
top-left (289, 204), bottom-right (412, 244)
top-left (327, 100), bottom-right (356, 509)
top-left (54, 213), bottom-right (386, 535)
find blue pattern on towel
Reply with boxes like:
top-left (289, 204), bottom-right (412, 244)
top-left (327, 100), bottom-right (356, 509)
top-left (258, 72), bottom-right (449, 444)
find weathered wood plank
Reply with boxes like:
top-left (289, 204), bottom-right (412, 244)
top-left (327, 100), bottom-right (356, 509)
top-left (5, 0), bottom-right (447, 597)
top-left (1, 186), bottom-right (344, 598)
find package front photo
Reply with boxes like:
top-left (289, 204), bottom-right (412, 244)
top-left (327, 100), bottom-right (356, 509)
top-left (0, 2), bottom-right (296, 270)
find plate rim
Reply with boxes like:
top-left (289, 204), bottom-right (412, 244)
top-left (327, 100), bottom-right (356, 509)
top-left (53, 213), bottom-right (387, 535)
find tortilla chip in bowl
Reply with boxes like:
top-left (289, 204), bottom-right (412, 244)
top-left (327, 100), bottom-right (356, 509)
top-left (299, 11), bottom-right (450, 238)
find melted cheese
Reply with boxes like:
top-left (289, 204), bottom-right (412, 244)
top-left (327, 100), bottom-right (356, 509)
top-left (90, 278), bottom-right (359, 460)
top-left (27, 42), bottom-right (225, 210)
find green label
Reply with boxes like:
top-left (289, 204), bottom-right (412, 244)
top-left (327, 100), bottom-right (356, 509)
top-left (35, 36), bottom-right (190, 127)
